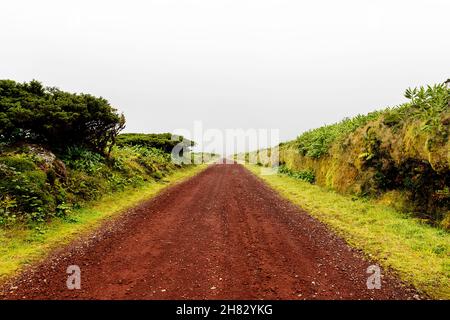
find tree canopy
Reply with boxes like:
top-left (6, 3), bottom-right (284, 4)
top-left (0, 79), bottom-right (125, 154)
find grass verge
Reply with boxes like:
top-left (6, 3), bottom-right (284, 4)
top-left (247, 164), bottom-right (450, 299)
top-left (0, 164), bottom-right (206, 282)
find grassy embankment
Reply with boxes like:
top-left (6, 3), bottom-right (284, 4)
top-left (247, 164), bottom-right (450, 299)
top-left (0, 164), bottom-right (206, 282)
top-left (242, 83), bottom-right (449, 228)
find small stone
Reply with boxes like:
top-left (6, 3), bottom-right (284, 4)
top-left (210, 286), bottom-right (217, 290)
top-left (161, 289), bottom-right (166, 292)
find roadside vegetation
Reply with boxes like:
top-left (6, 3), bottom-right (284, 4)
top-left (277, 165), bottom-right (315, 183)
top-left (245, 83), bottom-right (450, 228)
top-left (247, 165), bottom-right (450, 299)
top-left (0, 79), bottom-right (213, 281)
top-left (0, 80), bottom-right (204, 227)
top-left (116, 133), bottom-right (194, 154)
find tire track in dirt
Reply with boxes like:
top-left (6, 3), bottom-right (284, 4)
top-left (1, 164), bottom-right (418, 299)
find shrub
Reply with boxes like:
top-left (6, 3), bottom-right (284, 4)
top-left (0, 142), bottom-right (186, 226)
top-left (0, 79), bottom-right (125, 154)
top-left (0, 194), bottom-right (17, 225)
top-left (0, 154), bottom-right (56, 223)
top-left (62, 146), bottom-right (105, 173)
top-left (116, 133), bottom-right (194, 154)
top-left (279, 165), bottom-right (315, 183)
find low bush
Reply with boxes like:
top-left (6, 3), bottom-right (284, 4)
top-left (116, 133), bottom-right (194, 154)
top-left (278, 165), bottom-right (315, 184)
top-left (0, 143), bottom-right (184, 227)
top-left (0, 153), bottom-right (56, 223)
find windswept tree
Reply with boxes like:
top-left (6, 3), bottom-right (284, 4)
top-left (0, 79), bottom-right (125, 155)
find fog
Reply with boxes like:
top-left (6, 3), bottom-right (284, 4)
top-left (1, 0), bottom-right (449, 154)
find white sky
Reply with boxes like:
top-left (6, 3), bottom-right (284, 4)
top-left (1, 0), bottom-right (449, 154)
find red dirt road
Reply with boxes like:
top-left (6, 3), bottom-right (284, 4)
top-left (2, 164), bottom-right (418, 300)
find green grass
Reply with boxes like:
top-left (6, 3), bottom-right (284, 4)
top-left (0, 164), bottom-right (206, 282)
top-left (247, 165), bottom-right (450, 299)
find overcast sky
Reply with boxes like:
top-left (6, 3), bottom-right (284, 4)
top-left (1, 0), bottom-right (449, 154)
